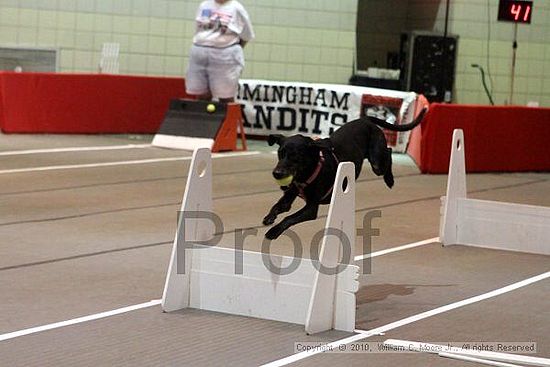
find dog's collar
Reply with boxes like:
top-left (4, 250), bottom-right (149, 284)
top-left (293, 150), bottom-right (338, 201)
top-left (305, 150), bottom-right (325, 185)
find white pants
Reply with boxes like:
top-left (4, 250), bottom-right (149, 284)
top-left (186, 44), bottom-right (244, 99)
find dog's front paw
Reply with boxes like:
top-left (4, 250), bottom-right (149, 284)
top-left (263, 214), bottom-right (276, 226)
top-left (265, 225), bottom-right (284, 240)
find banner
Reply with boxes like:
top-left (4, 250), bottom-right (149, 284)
top-left (236, 79), bottom-right (418, 144)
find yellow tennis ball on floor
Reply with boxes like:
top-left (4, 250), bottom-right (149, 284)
top-left (275, 175), bottom-right (293, 187)
top-left (206, 103), bottom-right (216, 113)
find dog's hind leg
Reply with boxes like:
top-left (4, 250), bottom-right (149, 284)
top-left (263, 187), bottom-right (298, 226)
top-left (369, 142), bottom-right (394, 188)
top-left (265, 202), bottom-right (319, 240)
top-left (383, 165), bottom-right (394, 188)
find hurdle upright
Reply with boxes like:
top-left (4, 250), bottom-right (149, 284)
top-left (162, 148), bottom-right (360, 334)
top-left (440, 129), bottom-right (550, 255)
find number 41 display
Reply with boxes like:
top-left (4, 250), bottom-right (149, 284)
top-left (498, 0), bottom-right (533, 24)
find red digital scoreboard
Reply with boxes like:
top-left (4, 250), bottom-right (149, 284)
top-left (498, 0), bottom-right (533, 23)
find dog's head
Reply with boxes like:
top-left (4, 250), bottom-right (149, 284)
top-left (268, 134), bottom-right (330, 184)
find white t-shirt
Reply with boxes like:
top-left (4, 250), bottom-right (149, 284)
top-left (193, 0), bottom-right (254, 48)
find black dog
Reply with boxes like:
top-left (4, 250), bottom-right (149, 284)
top-left (263, 108), bottom-right (427, 240)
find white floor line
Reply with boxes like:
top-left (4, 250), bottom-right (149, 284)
top-left (0, 237), bottom-right (439, 342)
top-left (0, 300), bottom-right (161, 342)
top-left (0, 144), bottom-right (152, 156)
top-left (354, 237), bottom-right (439, 261)
top-left (385, 340), bottom-right (550, 367)
top-left (0, 151), bottom-right (260, 175)
top-left (260, 271), bottom-right (550, 367)
top-left (438, 352), bottom-right (524, 367)
top-left (0, 237), bottom-right (441, 343)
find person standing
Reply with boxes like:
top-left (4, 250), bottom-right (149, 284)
top-left (186, 0), bottom-right (254, 103)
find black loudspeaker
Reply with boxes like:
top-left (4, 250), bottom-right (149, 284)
top-left (400, 32), bottom-right (458, 103)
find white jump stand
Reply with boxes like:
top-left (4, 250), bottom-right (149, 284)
top-left (440, 129), bottom-right (550, 255)
top-left (162, 148), bottom-right (359, 334)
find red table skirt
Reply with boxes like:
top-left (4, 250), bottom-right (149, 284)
top-left (408, 103), bottom-right (550, 173)
top-left (0, 72), bottom-right (188, 133)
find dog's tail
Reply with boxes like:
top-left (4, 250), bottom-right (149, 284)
top-left (369, 107), bottom-right (428, 132)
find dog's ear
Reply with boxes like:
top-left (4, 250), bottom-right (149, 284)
top-left (267, 134), bottom-right (284, 146)
top-left (311, 138), bottom-right (332, 149)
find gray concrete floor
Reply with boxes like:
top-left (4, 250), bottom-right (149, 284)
top-left (0, 132), bottom-right (548, 366)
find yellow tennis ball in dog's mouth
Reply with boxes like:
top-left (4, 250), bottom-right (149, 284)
top-left (275, 175), bottom-right (293, 187)
top-left (206, 103), bottom-right (216, 113)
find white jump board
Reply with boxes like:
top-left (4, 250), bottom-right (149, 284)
top-left (188, 244), bottom-right (358, 326)
top-left (440, 129), bottom-right (550, 255)
top-left (162, 148), bottom-right (360, 334)
top-left (456, 198), bottom-right (550, 255)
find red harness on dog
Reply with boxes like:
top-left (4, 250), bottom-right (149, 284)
top-left (293, 150), bottom-right (338, 201)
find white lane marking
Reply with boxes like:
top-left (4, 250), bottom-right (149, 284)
top-left (3, 237), bottom-right (536, 349)
top-left (260, 271), bottom-right (550, 366)
top-left (355, 237), bottom-right (439, 261)
top-left (0, 300), bottom-right (161, 342)
top-left (439, 352), bottom-right (525, 367)
top-left (0, 237), bottom-right (439, 342)
top-left (0, 151), bottom-right (260, 175)
top-left (0, 144), bottom-right (152, 156)
top-left (385, 340), bottom-right (550, 367)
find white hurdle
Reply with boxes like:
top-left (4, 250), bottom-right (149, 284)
top-left (440, 129), bottom-right (550, 255)
top-left (162, 148), bottom-right (359, 334)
